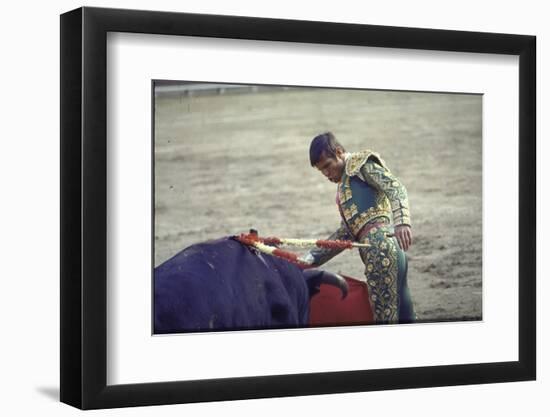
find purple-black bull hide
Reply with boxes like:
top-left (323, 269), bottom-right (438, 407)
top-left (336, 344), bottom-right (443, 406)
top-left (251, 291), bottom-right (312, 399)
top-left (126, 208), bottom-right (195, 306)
top-left (154, 237), bottom-right (347, 333)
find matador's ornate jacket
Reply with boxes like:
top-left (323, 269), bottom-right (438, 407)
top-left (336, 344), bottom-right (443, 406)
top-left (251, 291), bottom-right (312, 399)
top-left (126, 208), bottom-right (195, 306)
top-left (307, 150), bottom-right (415, 324)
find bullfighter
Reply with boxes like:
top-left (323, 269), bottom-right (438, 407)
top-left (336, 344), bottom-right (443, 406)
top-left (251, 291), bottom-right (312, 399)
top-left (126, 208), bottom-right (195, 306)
top-left (302, 132), bottom-right (416, 324)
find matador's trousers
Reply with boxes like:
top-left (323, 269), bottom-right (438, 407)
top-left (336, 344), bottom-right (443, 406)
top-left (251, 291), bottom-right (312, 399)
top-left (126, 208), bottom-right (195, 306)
top-left (358, 222), bottom-right (415, 324)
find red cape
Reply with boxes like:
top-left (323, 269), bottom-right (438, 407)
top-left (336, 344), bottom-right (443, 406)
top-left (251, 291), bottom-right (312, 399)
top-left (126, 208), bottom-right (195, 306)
top-left (309, 276), bottom-right (373, 326)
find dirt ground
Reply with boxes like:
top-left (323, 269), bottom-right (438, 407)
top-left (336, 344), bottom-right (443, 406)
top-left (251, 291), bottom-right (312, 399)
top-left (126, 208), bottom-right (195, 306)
top-left (154, 86), bottom-right (482, 322)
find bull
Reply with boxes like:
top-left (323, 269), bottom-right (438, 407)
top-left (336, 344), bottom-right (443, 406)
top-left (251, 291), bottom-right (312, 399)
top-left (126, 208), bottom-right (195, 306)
top-left (154, 237), bottom-right (348, 333)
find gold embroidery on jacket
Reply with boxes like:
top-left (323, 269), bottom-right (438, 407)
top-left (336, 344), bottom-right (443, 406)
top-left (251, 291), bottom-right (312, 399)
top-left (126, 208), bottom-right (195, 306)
top-left (345, 150), bottom-right (388, 176)
top-left (348, 205), bottom-right (392, 236)
top-left (359, 158), bottom-right (411, 227)
top-left (338, 177), bottom-right (353, 204)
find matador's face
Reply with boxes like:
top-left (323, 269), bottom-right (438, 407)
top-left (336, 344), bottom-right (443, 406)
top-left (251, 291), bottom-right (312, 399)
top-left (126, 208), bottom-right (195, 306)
top-left (314, 149), bottom-right (346, 184)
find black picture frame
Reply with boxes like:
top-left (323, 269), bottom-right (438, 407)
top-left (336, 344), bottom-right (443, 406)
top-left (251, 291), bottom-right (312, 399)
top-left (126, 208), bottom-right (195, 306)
top-left (60, 6), bottom-right (536, 410)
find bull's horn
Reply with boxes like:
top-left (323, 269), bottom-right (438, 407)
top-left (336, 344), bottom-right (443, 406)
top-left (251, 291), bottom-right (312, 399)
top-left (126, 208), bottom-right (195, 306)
top-left (320, 271), bottom-right (348, 299)
top-left (303, 269), bottom-right (348, 299)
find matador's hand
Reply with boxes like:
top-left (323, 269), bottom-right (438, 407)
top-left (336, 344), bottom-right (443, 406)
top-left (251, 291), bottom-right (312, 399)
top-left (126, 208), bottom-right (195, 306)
top-left (394, 225), bottom-right (413, 251)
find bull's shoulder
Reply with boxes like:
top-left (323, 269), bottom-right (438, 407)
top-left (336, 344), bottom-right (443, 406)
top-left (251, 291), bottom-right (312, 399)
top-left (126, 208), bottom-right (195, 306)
top-left (155, 237), bottom-right (241, 271)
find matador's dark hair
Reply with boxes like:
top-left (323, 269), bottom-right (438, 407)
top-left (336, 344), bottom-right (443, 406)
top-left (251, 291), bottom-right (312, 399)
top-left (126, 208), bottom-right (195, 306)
top-left (309, 132), bottom-right (346, 166)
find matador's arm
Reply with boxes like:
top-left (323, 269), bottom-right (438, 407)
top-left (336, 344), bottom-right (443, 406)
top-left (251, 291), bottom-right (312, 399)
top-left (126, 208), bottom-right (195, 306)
top-left (301, 221), bottom-right (353, 267)
top-left (358, 160), bottom-right (412, 227)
